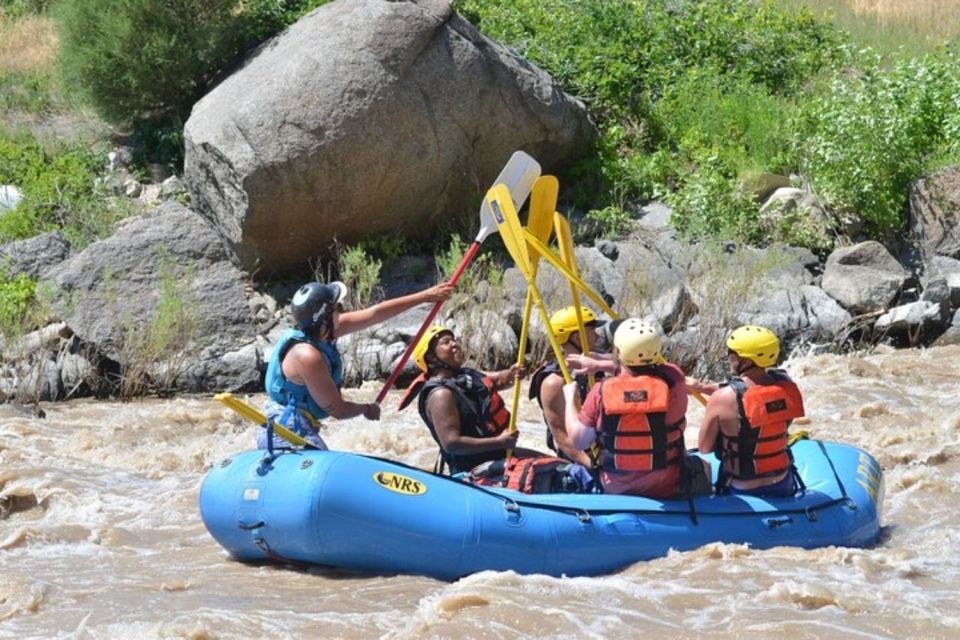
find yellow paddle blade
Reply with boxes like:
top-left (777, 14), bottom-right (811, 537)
top-left (488, 184), bottom-right (573, 385)
top-left (527, 176), bottom-right (558, 271)
top-left (554, 212), bottom-right (597, 386)
top-left (509, 176), bottom-right (558, 431)
top-left (214, 392), bottom-right (314, 448)
top-left (788, 429), bottom-right (810, 446)
top-left (523, 229), bottom-right (616, 318)
top-left (488, 184), bottom-right (532, 276)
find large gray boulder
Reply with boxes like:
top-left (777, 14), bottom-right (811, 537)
top-left (184, 0), bottom-right (595, 276)
top-left (738, 285), bottom-right (852, 343)
top-left (821, 241), bottom-right (909, 314)
top-left (0, 231), bottom-right (71, 279)
top-left (908, 166), bottom-right (960, 259)
top-left (42, 202), bottom-right (261, 392)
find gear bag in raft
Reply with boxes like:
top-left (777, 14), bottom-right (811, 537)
top-left (467, 456), bottom-right (596, 494)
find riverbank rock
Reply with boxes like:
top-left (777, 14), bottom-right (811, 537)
top-left (0, 231), bottom-right (71, 279)
top-left (184, 0), bottom-right (595, 276)
top-left (821, 241), bottom-right (909, 314)
top-left (908, 166), bottom-right (960, 259)
top-left (41, 202), bottom-right (261, 393)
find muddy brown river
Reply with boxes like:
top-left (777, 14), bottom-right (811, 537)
top-left (2, 345), bottom-right (959, 638)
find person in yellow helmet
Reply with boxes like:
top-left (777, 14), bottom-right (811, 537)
top-left (528, 306), bottom-right (606, 467)
top-left (562, 319), bottom-right (690, 497)
top-left (698, 325), bottom-right (805, 496)
top-left (399, 326), bottom-right (540, 475)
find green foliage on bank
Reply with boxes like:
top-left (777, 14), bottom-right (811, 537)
top-left (54, 0), bottom-right (329, 166)
top-left (456, 0), bottom-right (960, 248)
top-left (56, 0), bottom-right (327, 125)
top-left (0, 268), bottom-right (36, 338)
top-left (792, 52), bottom-right (960, 235)
top-left (0, 131), bottom-right (126, 247)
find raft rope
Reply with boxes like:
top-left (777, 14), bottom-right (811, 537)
top-left (817, 439), bottom-right (849, 501)
top-left (351, 451), bottom-right (849, 523)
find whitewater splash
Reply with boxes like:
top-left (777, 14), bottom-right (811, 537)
top-left (2, 345), bottom-right (959, 638)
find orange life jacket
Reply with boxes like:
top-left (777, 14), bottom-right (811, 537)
top-left (598, 367), bottom-right (685, 473)
top-left (720, 371), bottom-right (804, 480)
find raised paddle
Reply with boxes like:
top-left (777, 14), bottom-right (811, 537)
top-left (375, 152), bottom-right (541, 403)
top-left (522, 227), bottom-right (617, 318)
top-left (553, 211), bottom-right (596, 387)
top-left (215, 392), bottom-right (319, 449)
top-left (507, 175), bottom-right (559, 432)
top-left (487, 184), bottom-right (573, 385)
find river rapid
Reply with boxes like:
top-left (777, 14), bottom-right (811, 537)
top-left (2, 344), bottom-right (959, 639)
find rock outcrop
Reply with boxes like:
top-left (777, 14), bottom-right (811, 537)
top-left (184, 0), bottom-right (595, 276)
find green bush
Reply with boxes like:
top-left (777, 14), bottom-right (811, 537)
top-left (56, 0), bottom-right (238, 124)
top-left (455, 0), bottom-right (844, 242)
top-left (667, 149), bottom-right (759, 241)
top-left (792, 51), bottom-right (960, 236)
top-left (338, 245), bottom-right (382, 309)
top-left (0, 0), bottom-right (53, 17)
top-left (0, 131), bottom-right (122, 247)
top-left (56, 0), bottom-right (331, 126)
top-left (585, 205), bottom-right (632, 239)
top-left (0, 269), bottom-right (36, 339)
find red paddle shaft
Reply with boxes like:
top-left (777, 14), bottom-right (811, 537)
top-left (374, 240), bottom-right (481, 404)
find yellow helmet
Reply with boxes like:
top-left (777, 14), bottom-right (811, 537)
top-left (614, 319), bottom-right (662, 366)
top-left (413, 325), bottom-right (453, 372)
top-left (726, 325), bottom-right (779, 368)
top-left (550, 306), bottom-right (599, 344)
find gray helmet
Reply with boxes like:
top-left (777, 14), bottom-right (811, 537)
top-left (290, 281), bottom-right (348, 331)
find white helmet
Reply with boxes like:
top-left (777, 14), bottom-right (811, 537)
top-left (614, 318), bottom-right (662, 366)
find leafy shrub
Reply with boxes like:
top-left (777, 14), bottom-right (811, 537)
top-left (455, 0), bottom-right (844, 241)
top-left (667, 149), bottom-right (759, 242)
top-left (338, 245), bottom-right (382, 309)
top-left (0, 269), bottom-right (36, 339)
top-left (435, 233), bottom-right (502, 301)
top-left (792, 51), bottom-right (960, 236)
top-left (456, 0), bottom-right (841, 126)
top-left (0, 131), bottom-right (125, 247)
top-left (585, 205), bottom-right (631, 239)
top-left (57, 0), bottom-right (242, 124)
top-left (0, 0), bottom-right (53, 18)
top-left (56, 0), bottom-right (331, 126)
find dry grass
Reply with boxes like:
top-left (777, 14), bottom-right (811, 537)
top-left (789, 0), bottom-right (960, 55)
top-left (849, 0), bottom-right (960, 22)
top-left (0, 13), bottom-right (57, 75)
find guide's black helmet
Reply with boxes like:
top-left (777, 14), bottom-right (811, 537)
top-left (290, 281), bottom-right (348, 332)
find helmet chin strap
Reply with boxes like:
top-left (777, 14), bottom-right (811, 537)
top-left (734, 357), bottom-right (760, 376)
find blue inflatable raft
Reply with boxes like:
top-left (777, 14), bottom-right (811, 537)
top-left (199, 440), bottom-right (884, 580)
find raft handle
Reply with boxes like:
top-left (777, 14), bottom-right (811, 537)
top-left (846, 499), bottom-right (859, 511)
top-left (238, 519), bottom-right (265, 531)
top-left (576, 510), bottom-right (592, 524)
top-left (503, 499), bottom-right (520, 514)
top-left (805, 507), bottom-right (819, 522)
